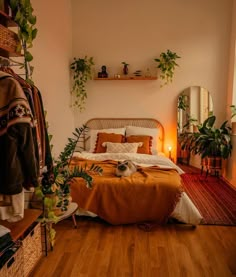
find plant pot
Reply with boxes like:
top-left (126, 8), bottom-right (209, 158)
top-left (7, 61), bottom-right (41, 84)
top-left (207, 156), bottom-right (222, 170)
top-left (44, 194), bottom-right (65, 217)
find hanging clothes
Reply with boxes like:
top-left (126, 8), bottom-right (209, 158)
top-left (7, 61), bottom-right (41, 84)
top-left (0, 191), bottom-right (24, 222)
top-left (31, 86), bottom-right (53, 170)
top-left (0, 64), bottom-right (53, 222)
top-left (0, 67), bottom-right (53, 170)
top-left (0, 71), bottom-right (39, 194)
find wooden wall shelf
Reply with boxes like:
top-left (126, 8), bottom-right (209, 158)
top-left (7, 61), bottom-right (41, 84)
top-left (0, 10), bottom-right (17, 27)
top-left (94, 76), bottom-right (157, 81)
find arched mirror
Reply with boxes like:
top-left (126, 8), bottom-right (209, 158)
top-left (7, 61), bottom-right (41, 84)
top-left (177, 86), bottom-right (213, 166)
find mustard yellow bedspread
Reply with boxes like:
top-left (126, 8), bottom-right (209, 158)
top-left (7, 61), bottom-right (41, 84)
top-left (70, 158), bottom-right (183, 225)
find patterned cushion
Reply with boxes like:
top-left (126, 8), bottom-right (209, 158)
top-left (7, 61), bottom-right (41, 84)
top-left (102, 142), bottom-right (143, 153)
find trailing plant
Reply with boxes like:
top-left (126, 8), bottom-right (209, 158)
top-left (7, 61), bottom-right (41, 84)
top-left (70, 56), bottom-right (94, 111)
top-left (154, 49), bottom-right (180, 87)
top-left (177, 94), bottom-right (198, 133)
top-left (8, 0), bottom-right (38, 84)
top-left (177, 94), bottom-right (188, 111)
top-left (35, 125), bottom-right (103, 247)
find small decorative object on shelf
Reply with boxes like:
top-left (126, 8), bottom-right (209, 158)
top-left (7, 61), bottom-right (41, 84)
top-left (145, 68), bottom-right (151, 77)
top-left (133, 70), bottom-right (142, 77)
top-left (122, 61), bottom-right (129, 75)
top-left (98, 65), bottom-right (108, 78)
top-left (94, 76), bottom-right (157, 80)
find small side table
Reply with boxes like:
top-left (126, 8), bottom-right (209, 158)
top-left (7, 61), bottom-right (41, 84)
top-left (55, 202), bottom-right (78, 228)
top-left (201, 157), bottom-right (222, 178)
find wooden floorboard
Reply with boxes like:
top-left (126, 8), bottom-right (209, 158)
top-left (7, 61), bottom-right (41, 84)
top-left (31, 217), bottom-right (236, 277)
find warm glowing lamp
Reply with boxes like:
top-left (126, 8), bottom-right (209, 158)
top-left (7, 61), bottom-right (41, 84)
top-left (168, 146), bottom-right (172, 159)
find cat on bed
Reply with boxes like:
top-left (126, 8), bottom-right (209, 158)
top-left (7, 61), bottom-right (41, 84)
top-left (116, 160), bottom-right (137, 177)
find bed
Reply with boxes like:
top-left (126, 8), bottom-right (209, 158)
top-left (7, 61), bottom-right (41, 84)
top-left (70, 118), bottom-right (203, 226)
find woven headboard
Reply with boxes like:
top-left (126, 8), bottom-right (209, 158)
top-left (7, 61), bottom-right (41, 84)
top-left (82, 118), bottom-right (164, 153)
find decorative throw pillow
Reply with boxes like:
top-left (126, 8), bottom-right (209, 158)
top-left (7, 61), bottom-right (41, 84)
top-left (94, 133), bottom-right (125, 153)
top-left (89, 128), bottom-right (126, 152)
top-left (102, 142), bottom-right (143, 153)
top-left (126, 135), bottom-right (152, 154)
top-left (125, 126), bottom-right (158, 154)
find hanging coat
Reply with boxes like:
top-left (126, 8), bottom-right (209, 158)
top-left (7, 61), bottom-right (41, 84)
top-left (0, 71), bottom-right (39, 195)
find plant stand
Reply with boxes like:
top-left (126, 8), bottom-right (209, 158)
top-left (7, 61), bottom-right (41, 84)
top-left (42, 202), bottom-right (78, 256)
top-left (201, 157), bottom-right (222, 178)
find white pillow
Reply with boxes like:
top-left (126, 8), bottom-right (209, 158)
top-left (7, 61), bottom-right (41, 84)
top-left (89, 128), bottom-right (126, 152)
top-left (125, 126), bottom-right (158, 155)
top-left (102, 142), bottom-right (143, 153)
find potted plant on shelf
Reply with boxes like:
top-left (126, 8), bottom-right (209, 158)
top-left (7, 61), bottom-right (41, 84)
top-left (70, 56), bottom-right (94, 111)
top-left (34, 125), bottom-right (103, 247)
top-left (7, 0), bottom-right (38, 83)
top-left (121, 61), bottom-right (129, 75)
top-left (154, 49), bottom-right (180, 87)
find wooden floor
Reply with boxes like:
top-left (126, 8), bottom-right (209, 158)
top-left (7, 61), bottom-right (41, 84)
top-left (31, 217), bottom-right (236, 277)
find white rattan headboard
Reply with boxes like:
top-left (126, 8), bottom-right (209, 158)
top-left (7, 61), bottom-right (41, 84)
top-left (83, 118), bottom-right (164, 153)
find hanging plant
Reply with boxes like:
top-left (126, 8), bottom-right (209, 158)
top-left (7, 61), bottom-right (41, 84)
top-left (8, 0), bottom-right (38, 84)
top-left (154, 49), bottom-right (180, 87)
top-left (70, 56), bottom-right (94, 111)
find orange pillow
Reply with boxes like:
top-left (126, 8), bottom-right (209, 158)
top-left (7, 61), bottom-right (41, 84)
top-left (94, 133), bottom-right (125, 153)
top-left (126, 135), bottom-right (152, 154)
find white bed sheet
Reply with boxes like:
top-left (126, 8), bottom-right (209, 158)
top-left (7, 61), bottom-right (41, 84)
top-left (73, 152), bottom-right (203, 225)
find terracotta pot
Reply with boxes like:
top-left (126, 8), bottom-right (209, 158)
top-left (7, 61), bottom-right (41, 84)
top-left (207, 157), bottom-right (222, 169)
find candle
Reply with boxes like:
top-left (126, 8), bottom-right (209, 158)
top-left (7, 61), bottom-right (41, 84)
top-left (168, 146), bottom-right (172, 159)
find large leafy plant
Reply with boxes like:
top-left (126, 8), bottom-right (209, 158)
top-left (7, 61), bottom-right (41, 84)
top-left (35, 125), bottom-right (103, 246)
top-left (8, 0), bottom-right (38, 83)
top-left (180, 116), bottom-right (233, 160)
top-left (154, 49), bottom-right (180, 87)
top-left (70, 56), bottom-right (94, 111)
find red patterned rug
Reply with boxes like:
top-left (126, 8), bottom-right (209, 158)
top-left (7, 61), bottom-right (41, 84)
top-left (181, 173), bottom-right (236, 225)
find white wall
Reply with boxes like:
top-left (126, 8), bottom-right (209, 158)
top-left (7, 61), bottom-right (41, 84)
top-left (27, 0), bottom-right (234, 164)
top-left (226, 0), bottom-right (236, 186)
top-left (71, 0), bottom-right (233, 157)
top-left (31, 0), bottom-right (74, 158)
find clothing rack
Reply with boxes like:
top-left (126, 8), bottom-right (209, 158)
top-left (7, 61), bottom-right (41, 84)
top-left (0, 55), bottom-right (26, 76)
top-left (0, 55), bottom-right (23, 66)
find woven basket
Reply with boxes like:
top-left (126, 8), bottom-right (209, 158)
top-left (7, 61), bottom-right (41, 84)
top-left (0, 24), bottom-right (20, 55)
top-left (0, 245), bottom-right (24, 277)
top-left (22, 222), bottom-right (42, 276)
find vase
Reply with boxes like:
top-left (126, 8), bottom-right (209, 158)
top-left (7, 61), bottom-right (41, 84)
top-left (123, 64), bottom-right (128, 75)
